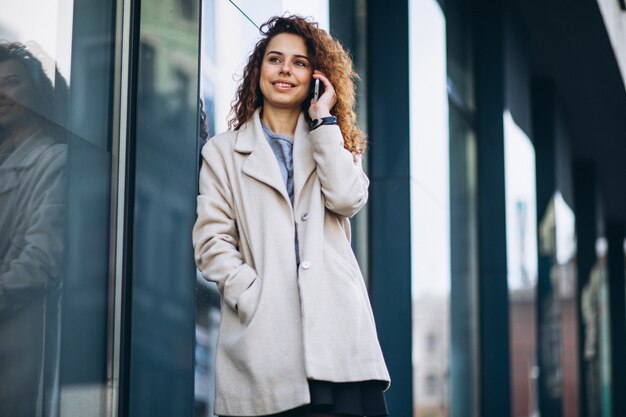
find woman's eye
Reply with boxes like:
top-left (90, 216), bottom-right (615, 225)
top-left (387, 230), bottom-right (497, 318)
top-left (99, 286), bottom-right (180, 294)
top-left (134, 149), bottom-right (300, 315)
top-left (294, 60), bottom-right (306, 67)
top-left (269, 56), bottom-right (280, 63)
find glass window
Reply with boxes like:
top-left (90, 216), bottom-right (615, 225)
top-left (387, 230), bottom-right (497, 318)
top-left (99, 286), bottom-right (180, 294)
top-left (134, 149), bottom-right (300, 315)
top-left (445, 0), bottom-right (480, 415)
top-left (127, 0), bottom-right (201, 416)
top-left (504, 110), bottom-right (541, 417)
top-left (329, 0), bottom-right (369, 283)
top-left (0, 0), bottom-right (122, 415)
top-left (409, 1), bottom-right (451, 417)
top-left (536, 189), bottom-right (581, 417)
top-left (410, 0), bottom-right (480, 416)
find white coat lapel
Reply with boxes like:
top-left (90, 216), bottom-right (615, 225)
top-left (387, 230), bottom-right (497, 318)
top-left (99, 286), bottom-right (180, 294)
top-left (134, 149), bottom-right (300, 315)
top-left (235, 110), bottom-right (290, 203)
top-left (292, 113), bottom-right (315, 208)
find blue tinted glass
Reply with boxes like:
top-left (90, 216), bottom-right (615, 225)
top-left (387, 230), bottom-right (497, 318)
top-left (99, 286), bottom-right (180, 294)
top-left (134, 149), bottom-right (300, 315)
top-left (128, 0), bottom-right (200, 416)
top-left (0, 0), bottom-right (119, 415)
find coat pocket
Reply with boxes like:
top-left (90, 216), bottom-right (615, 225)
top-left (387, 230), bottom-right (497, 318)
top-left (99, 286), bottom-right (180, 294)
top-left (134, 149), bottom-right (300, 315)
top-left (324, 245), bottom-right (360, 285)
top-left (235, 277), bottom-right (262, 326)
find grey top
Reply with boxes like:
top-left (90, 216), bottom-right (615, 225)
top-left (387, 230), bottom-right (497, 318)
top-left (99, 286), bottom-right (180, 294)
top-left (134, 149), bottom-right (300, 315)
top-left (262, 124), bottom-right (294, 204)
top-left (261, 124), bottom-right (299, 265)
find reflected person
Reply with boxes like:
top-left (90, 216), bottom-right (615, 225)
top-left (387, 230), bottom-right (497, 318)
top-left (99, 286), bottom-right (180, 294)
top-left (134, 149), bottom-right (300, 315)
top-left (0, 41), bottom-right (66, 417)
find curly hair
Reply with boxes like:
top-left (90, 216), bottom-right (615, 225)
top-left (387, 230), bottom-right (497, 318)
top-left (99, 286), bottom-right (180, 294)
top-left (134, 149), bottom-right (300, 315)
top-left (228, 15), bottom-right (366, 155)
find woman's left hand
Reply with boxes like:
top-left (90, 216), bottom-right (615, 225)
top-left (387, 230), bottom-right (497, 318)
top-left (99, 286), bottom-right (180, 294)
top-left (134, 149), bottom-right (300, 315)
top-left (308, 70), bottom-right (337, 120)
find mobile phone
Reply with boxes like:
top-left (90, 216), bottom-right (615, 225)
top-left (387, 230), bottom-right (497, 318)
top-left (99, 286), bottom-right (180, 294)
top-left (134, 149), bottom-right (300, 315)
top-left (313, 79), bottom-right (321, 102)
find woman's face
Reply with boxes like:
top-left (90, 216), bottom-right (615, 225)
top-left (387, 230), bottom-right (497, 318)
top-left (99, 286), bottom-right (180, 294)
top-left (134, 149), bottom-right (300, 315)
top-left (0, 59), bottom-right (37, 132)
top-left (259, 33), bottom-right (313, 112)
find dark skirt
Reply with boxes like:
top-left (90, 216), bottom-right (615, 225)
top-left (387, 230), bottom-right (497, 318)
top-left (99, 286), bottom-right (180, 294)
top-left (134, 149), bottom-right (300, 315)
top-left (243, 379), bottom-right (389, 417)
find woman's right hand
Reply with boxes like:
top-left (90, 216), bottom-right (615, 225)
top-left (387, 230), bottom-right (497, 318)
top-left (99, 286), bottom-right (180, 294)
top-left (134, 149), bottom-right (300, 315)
top-left (308, 70), bottom-right (337, 120)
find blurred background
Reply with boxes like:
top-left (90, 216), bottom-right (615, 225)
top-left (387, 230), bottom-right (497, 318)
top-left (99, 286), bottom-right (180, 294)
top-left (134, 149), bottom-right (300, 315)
top-left (1, 0), bottom-right (625, 416)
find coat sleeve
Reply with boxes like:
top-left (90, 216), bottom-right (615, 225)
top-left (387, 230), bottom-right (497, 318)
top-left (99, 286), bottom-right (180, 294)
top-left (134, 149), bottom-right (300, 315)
top-left (308, 124), bottom-right (369, 218)
top-left (192, 140), bottom-right (257, 312)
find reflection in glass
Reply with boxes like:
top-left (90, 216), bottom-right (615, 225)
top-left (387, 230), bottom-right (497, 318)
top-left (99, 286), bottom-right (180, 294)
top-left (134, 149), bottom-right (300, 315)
top-left (128, 1), bottom-right (200, 416)
top-left (0, 41), bottom-right (67, 417)
top-left (582, 238), bottom-right (611, 417)
top-left (537, 191), bottom-right (580, 417)
top-left (448, 104), bottom-right (478, 417)
top-left (445, 0), bottom-right (479, 414)
top-left (3, 0), bottom-right (123, 415)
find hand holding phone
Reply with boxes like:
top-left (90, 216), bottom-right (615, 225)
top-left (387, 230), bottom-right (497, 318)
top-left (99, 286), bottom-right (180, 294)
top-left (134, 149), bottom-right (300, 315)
top-left (308, 71), bottom-right (336, 120)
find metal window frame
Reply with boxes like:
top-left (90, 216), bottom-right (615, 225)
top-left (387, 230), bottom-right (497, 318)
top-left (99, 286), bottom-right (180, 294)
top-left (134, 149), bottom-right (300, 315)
top-left (106, 0), bottom-right (140, 415)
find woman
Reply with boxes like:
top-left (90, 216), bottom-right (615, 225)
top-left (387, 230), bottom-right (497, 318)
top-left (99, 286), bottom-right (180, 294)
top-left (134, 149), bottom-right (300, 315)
top-left (0, 41), bottom-right (66, 417)
top-left (193, 15), bottom-right (390, 417)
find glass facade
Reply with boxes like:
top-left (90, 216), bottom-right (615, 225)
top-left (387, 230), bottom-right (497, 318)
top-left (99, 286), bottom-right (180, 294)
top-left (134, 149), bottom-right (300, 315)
top-left (127, 0), bottom-right (200, 416)
top-left (446, 0), bottom-right (480, 415)
top-left (1, 0), bottom-right (121, 415)
top-left (409, 1), bottom-right (482, 416)
top-left (504, 110), bottom-right (539, 417)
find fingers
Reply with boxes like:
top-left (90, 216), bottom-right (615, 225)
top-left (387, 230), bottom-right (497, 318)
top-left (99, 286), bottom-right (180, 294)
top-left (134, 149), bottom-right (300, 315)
top-left (312, 70), bottom-right (334, 94)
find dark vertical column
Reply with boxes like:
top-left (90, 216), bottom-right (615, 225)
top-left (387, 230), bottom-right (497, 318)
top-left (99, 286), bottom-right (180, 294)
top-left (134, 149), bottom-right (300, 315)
top-left (607, 222), bottom-right (626, 417)
top-left (366, 0), bottom-right (413, 415)
top-left (574, 162), bottom-right (598, 311)
top-left (574, 161), bottom-right (598, 417)
top-left (473, 0), bottom-right (511, 415)
top-left (533, 81), bottom-right (562, 417)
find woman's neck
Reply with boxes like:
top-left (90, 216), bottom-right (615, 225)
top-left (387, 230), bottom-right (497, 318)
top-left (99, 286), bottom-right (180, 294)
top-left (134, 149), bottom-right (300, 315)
top-left (260, 106), bottom-right (300, 137)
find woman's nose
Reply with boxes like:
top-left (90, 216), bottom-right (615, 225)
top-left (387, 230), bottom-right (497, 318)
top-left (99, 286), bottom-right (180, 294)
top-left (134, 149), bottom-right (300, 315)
top-left (280, 61), bottom-right (291, 74)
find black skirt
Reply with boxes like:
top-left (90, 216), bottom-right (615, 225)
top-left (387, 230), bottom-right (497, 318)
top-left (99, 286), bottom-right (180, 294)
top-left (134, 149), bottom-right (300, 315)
top-left (245, 379), bottom-right (389, 417)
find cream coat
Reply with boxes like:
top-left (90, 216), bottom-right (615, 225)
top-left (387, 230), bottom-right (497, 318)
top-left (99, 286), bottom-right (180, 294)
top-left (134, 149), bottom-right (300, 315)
top-left (192, 110), bottom-right (390, 416)
top-left (0, 131), bottom-right (65, 416)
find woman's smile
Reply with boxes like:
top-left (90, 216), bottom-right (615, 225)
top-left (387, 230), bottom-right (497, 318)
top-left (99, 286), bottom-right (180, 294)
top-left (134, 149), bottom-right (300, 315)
top-left (272, 80), bottom-right (296, 90)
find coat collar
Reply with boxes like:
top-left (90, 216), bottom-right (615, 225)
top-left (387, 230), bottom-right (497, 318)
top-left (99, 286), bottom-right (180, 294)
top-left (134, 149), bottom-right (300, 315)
top-left (0, 129), bottom-right (56, 194)
top-left (0, 129), bottom-right (54, 171)
top-left (234, 109), bottom-right (315, 207)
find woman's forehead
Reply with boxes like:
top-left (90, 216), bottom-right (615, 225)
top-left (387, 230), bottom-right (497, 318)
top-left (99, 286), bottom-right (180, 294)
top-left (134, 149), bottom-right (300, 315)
top-left (265, 33), bottom-right (308, 56)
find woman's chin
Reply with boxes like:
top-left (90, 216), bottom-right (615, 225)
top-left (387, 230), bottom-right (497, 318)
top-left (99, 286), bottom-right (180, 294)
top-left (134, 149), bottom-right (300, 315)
top-left (263, 90), bottom-right (308, 108)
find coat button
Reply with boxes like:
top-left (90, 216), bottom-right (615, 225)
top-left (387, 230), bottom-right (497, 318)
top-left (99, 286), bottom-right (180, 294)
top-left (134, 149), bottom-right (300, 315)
top-left (301, 261), bottom-right (311, 269)
top-left (301, 213), bottom-right (309, 221)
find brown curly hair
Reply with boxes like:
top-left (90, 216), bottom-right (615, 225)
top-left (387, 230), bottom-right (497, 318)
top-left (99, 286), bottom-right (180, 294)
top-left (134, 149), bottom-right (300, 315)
top-left (228, 15), bottom-right (366, 155)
